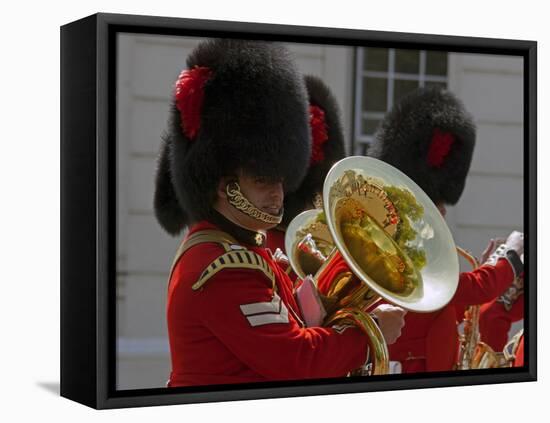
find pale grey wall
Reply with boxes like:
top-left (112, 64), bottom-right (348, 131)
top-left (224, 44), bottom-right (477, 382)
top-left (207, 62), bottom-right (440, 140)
top-left (446, 53), bottom-right (524, 258)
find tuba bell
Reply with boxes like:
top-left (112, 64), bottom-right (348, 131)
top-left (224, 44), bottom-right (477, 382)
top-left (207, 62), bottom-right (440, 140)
top-left (285, 156), bottom-right (460, 375)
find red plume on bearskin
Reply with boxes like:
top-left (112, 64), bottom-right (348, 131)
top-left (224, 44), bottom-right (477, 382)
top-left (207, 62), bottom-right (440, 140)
top-left (174, 66), bottom-right (212, 140)
top-left (369, 87), bottom-right (476, 206)
top-left (309, 105), bottom-right (329, 165)
top-left (280, 75), bottom-right (346, 227)
top-left (154, 40), bottom-right (312, 235)
top-left (427, 128), bottom-right (456, 168)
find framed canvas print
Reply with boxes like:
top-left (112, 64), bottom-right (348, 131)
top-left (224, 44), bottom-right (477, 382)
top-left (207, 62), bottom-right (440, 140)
top-left (60, 12), bottom-right (536, 409)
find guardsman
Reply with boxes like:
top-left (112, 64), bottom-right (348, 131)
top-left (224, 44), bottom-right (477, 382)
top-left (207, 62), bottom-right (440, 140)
top-left (478, 273), bottom-right (524, 366)
top-left (154, 39), bottom-right (391, 386)
top-left (266, 75), bottom-right (406, 345)
top-left (369, 87), bottom-right (524, 372)
top-left (266, 75), bottom-right (346, 270)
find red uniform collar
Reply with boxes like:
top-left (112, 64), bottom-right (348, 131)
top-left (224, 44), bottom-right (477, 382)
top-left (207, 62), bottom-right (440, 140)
top-left (189, 211), bottom-right (267, 248)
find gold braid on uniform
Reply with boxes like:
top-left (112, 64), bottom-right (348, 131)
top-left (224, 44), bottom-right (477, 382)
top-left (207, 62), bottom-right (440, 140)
top-left (497, 275), bottom-right (524, 312)
top-left (169, 229), bottom-right (276, 292)
top-left (192, 249), bottom-right (276, 291)
top-left (226, 182), bottom-right (283, 225)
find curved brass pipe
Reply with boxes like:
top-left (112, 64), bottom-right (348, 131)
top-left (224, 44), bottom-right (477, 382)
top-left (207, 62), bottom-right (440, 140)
top-left (286, 156), bottom-right (461, 375)
top-left (456, 246), bottom-right (515, 369)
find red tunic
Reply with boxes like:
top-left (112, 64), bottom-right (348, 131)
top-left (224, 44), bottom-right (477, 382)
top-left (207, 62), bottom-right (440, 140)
top-left (478, 291), bottom-right (524, 352)
top-left (266, 227), bottom-right (286, 254)
top-left (267, 227), bottom-right (517, 373)
top-left (477, 283), bottom-right (524, 368)
top-left (387, 260), bottom-right (515, 372)
top-left (167, 221), bottom-right (369, 387)
top-left (514, 336), bottom-right (524, 366)
top-left (266, 227), bottom-right (298, 282)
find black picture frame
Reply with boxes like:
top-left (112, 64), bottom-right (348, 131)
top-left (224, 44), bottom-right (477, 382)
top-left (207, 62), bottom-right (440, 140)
top-left (60, 12), bottom-right (537, 409)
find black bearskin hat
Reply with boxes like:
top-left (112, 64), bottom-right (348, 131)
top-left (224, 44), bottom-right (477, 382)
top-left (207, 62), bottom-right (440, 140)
top-left (154, 39), bottom-right (311, 235)
top-left (281, 75), bottom-right (346, 227)
top-left (369, 86), bottom-right (476, 205)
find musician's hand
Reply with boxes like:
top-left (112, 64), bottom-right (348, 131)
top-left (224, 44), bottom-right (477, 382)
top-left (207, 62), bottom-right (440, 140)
top-left (483, 231), bottom-right (524, 277)
top-left (505, 231), bottom-right (524, 257)
top-left (371, 304), bottom-right (406, 345)
top-left (272, 248), bottom-right (289, 267)
top-left (480, 237), bottom-right (506, 263)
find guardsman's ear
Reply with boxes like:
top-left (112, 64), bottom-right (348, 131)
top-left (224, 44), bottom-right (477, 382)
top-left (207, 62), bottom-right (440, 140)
top-left (217, 176), bottom-right (236, 200)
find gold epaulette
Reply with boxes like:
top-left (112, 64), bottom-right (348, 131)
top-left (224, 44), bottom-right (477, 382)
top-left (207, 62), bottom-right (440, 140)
top-left (168, 229), bottom-right (236, 282)
top-left (169, 229), bottom-right (275, 291)
top-left (192, 249), bottom-right (275, 291)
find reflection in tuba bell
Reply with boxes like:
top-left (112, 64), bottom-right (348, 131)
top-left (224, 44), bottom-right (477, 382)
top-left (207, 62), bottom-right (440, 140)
top-left (285, 156), bottom-right (460, 375)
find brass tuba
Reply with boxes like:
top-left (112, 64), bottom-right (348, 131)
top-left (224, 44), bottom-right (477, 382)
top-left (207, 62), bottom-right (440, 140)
top-left (285, 156), bottom-right (460, 375)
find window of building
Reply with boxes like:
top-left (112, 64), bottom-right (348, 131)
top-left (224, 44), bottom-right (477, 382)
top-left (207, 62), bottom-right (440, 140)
top-left (353, 48), bottom-right (449, 154)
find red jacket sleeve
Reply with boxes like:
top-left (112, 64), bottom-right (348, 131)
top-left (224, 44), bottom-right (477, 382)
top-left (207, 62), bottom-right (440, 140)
top-left (450, 259), bottom-right (515, 307)
top-left (478, 295), bottom-right (524, 351)
top-left (197, 268), bottom-right (369, 380)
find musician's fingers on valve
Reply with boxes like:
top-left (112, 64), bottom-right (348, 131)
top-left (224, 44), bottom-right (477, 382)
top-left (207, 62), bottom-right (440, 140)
top-left (371, 304), bottom-right (407, 345)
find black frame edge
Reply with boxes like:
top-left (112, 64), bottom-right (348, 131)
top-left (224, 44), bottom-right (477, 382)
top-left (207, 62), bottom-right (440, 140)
top-left (526, 41), bottom-right (537, 380)
top-left (102, 371), bottom-right (534, 409)
top-left (60, 14), bottom-right (99, 409)
top-left (96, 13), bottom-right (113, 410)
top-left (60, 12), bottom-right (537, 409)
top-left (94, 12), bottom-right (535, 53)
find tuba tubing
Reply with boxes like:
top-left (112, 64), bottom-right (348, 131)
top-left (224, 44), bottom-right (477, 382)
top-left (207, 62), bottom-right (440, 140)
top-left (456, 246), bottom-right (517, 369)
top-left (286, 156), bottom-right (461, 375)
top-left (326, 307), bottom-right (388, 375)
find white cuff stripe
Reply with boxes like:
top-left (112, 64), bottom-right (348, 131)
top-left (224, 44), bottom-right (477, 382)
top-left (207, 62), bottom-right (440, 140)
top-left (240, 294), bottom-right (282, 315)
